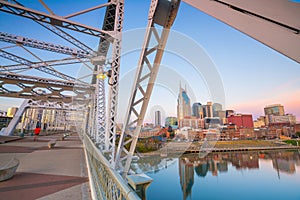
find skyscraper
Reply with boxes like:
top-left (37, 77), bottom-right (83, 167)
top-left (155, 110), bottom-right (161, 127)
top-left (192, 102), bottom-right (202, 118)
top-left (179, 158), bottom-right (194, 200)
top-left (177, 84), bottom-right (191, 127)
top-left (204, 102), bottom-right (213, 118)
top-left (212, 103), bottom-right (222, 117)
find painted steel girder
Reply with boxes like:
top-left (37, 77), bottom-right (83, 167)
top-left (0, 49), bottom-right (79, 82)
top-left (115, 0), bottom-right (180, 175)
top-left (88, 1), bottom-right (123, 164)
top-left (28, 100), bottom-right (86, 111)
top-left (0, 0), bottom-right (112, 38)
top-left (2, 57), bottom-right (89, 72)
top-left (183, 0), bottom-right (300, 63)
top-left (13, 0), bottom-right (95, 55)
top-left (91, 2), bottom-right (118, 84)
top-left (0, 32), bottom-right (94, 58)
top-left (105, 0), bottom-right (124, 165)
top-left (96, 72), bottom-right (106, 147)
top-left (0, 72), bottom-right (94, 103)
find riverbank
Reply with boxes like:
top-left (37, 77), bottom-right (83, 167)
top-left (139, 139), bottom-right (300, 156)
top-left (196, 140), bottom-right (300, 153)
top-left (213, 140), bottom-right (286, 148)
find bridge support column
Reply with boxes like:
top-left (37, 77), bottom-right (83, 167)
top-left (127, 174), bottom-right (153, 200)
top-left (27, 109), bottom-right (34, 134)
top-left (20, 108), bottom-right (27, 137)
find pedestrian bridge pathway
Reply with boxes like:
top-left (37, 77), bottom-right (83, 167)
top-left (0, 132), bottom-right (91, 200)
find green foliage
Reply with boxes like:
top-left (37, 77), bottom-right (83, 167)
top-left (296, 132), bottom-right (300, 137)
top-left (283, 140), bottom-right (299, 146)
top-left (135, 142), bottom-right (160, 153)
top-left (170, 132), bottom-right (175, 138)
top-left (117, 137), bottom-right (163, 153)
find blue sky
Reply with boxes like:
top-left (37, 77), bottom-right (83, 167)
top-left (0, 0), bottom-right (299, 122)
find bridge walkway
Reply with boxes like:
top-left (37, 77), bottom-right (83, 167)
top-left (0, 132), bottom-right (91, 200)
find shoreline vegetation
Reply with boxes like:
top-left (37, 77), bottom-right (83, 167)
top-left (137, 139), bottom-right (300, 156)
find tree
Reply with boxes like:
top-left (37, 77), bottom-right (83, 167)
top-left (167, 125), bottom-right (173, 132)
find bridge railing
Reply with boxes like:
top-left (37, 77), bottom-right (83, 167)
top-left (83, 134), bottom-right (140, 200)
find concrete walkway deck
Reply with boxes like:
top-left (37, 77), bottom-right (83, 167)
top-left (0, 133), bottom-right (91, 200)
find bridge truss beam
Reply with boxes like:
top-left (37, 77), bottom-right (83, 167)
top-left (0, 0), bottom-right (112, 38)
top-left (11, 0), bottom-right (96, 55)
top-left (88, 0), bottom-right (125, 164)
top-left (0, 72), bottom-right (93, 103)
top-left (1, 57), bottom-right (89, 72)
top-left (104, 0), bottom-right (124, 165)
top-left (0, 49), bottom-right (80, 82)
top-left (183, 0), bottom-right (300, 64)
top-left (28, 99), bottom-right (87, 111)
top-left (0, 32), bottom-right (94, 58)
top-left (115, 0), bottom-right (181, 175)
top-left (95, 66), bottom-right (106, 149)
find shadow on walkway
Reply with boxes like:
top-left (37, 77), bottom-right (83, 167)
top-left (0, 172), bottom-right (88, 200)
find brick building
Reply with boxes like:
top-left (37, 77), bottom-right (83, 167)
top-left (227, 114), bottom-right (254, 128)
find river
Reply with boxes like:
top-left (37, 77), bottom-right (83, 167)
top-left (143, 150), bottom-right (300, 200)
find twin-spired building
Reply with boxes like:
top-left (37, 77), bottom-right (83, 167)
top-left (177, 85), bottom-right (191, 127)
top-left (176, 84), bottom-right (225, 128)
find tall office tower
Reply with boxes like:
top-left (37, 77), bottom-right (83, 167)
top-left (205, 102), bottom-right (213, 118)
top-left (216, 110), bottom-right (226, 124)
top-left (177, 84), bottom-right (192, 127)
top-left (201, 105), bottom-right (206, 118)
top-left (212, 103), bottom-right (222, 117)
top-left (155, 110), bottom-right (161, 127)
top-left (179, 157), bottom-right (194, 200)
top-left (192, 102), bottom-right (202, 118)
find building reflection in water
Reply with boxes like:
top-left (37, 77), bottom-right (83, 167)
top-left (178, 150), bottom-right (300, 200)
top-left (179, 158), bottom-right (194, 200)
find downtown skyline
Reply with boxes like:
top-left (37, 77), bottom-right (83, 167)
top-left (0, 0), bottom-right (299, 123)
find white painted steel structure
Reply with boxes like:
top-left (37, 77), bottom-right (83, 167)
top-left (0, 0), bottom-right (299, 199)
top-left (115, 0), bottom-right (181, 176)
top-left (183, 0), bottom-right (300, 63)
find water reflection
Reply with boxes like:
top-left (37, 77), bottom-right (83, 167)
top-left (179, 150), bottom-right (300, 200)
top-left (131, 154), bottom-right (177, 174)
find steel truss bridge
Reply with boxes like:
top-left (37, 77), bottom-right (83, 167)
top-left (0, 0), bottom-right (299, 199)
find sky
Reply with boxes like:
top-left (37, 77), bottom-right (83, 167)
top-left (0, 0), bottom-right (299, 123)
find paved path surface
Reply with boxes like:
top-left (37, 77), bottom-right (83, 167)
top-left (0, 133), bottom-right (91, 200)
